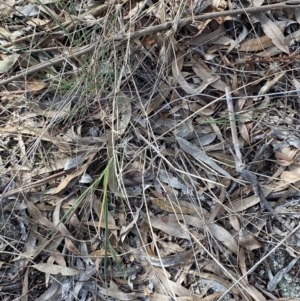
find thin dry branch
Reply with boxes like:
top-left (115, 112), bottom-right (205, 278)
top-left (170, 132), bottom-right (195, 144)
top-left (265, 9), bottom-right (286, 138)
top-left (0, 43), bottom-right (97, 86)
top-left (116, 1), bottom-right (300, 40)
top-left (0, 1), bottom-right (299, 87)
top-left (226, 86), bottom-right (243, 171)
top-left (0, 169), bottom-right (73, 199)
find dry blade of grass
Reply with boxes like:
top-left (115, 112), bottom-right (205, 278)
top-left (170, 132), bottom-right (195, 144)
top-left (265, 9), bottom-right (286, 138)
top-left (1, 0), bottom-right (300, 299)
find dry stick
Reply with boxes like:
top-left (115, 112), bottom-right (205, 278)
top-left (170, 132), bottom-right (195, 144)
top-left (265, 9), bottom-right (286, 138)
top-left (226, 86), bottom-right (243, 172)
top-left (217, 222), bottom-right (300, 301)
top-left (225, 88), bottom-right (299, 236)
top-left (1, 1), bottom-right (299, 87)
top-left (224, 98), bottom-right (300, 301)
top-left (0, 43), bottom-right (97, 86)
top-left (116, 2), bottom-right (300, 40)
top-left (0, 169), bottom-right (73, 199)
top-left (2, 3), bottom-right (110, 49)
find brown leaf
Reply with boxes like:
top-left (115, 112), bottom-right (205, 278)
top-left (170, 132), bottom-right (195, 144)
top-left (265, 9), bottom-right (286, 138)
top-left (230, 187), bottom-right (273, 212)
top-left (206, 223), bottom-right (238, 253)
top-left (238, 123), bottom-right (251, 145)
top-left (26, 77), bottom-right (47, 91)
top-left (191, 53), bottom-right (226, 92)
top-left (32, 263), bottom-right (80, 276)
top-left (151, 197), bottom-right (208, 216)
top-left (53, 151), bottom-right (97, 194)
top-left (239, 34), bottom-right (276, 52)
top-left (0, 126), bottom-right (71, 153)
top-left (144, 213), bottom-right (191, 240)
top-left (26, 201), bottom-right (54, 230)
top-left (189, 23), bottom-right (225, 46)
top-left (254, 12), bottom-right (289, 54)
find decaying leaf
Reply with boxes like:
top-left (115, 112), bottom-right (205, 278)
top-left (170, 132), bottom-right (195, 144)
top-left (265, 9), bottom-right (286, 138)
top-left (32, 263), bottom-right (80, 276)
top-left (0, 54), bottom-right (19, 73)
top-left (176, 137), bottom-right (235, 180)
top-left (53, 151), bottom-right (97, 193)
top-left (114, 92), bottom-right (132, 135)
top-left (254, 12), bottom-right (289, 54)
top-left (2, 0), bottom-right (300, 299)
top-left (142, 211), bottom-right (191, 240)
top-left (206, 223), bottom-right (238, 253)
top-left (267, 257), bottom-right (299, 291)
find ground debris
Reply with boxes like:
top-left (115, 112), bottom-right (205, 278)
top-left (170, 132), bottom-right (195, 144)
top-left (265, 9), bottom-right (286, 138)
top-left (1, 0), bottom-right (300, 300)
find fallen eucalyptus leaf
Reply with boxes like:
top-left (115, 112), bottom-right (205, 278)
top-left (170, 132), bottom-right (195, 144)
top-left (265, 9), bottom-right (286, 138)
top-left (32, 263), bottom-right (80, 276)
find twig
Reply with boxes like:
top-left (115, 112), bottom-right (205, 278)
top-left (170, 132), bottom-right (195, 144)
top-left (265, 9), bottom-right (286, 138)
top-left (225, 89), bottom-right (294, 231)
top-left (217, 221), bottom-right (300, 301)
top-left (226, 86), bottom-right (243, 172)
top-left (115, 1), bottom-right (300, 40)
top-left (0, 169), bottom-right (73, 199)
top-left (1, 3), bottom-right (111, 49)
top-left (1, 1), bottom-right (299, 87)
top-left (241, 169), bottom-right (297, 235)
top-left (0, 43), bottom-right (97, 86)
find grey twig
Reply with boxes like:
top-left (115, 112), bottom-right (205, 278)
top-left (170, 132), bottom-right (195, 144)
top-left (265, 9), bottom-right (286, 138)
top-left (1, 1), bottom-right (299, 87)
top-left (0, 43), bottom-right (97, 86)
top-left (115, 1), bottom-right (300, 40)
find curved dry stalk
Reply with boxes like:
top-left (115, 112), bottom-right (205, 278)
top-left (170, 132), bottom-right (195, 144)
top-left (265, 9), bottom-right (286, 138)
top-left (117, 1), bottom-right (300, 40)
top-left (1, 1), bottom-right (299, 87)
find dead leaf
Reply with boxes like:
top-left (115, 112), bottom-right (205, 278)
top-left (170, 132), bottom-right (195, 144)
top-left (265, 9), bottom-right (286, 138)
top-left (0, 54), bottom-right (19, 73)
top-left (32, 263), bottom-right (80, 276)
top-left (176, 137), bottom-right (235, 180)
top-left (206, 223), bottom-right (238, 253)
top-left (239, 31), bottom-right (283, 52)
top-left (280, 171), bottom-right (300, 184)
top-left (143, 213), bottom-right (191, 240)
top-left (191, 53), bottom-right (226, 92)
top-left (25, 77), bottom-right (47, 91)
top-left (230, 187), bottom-right (273, 212)
top-left (53, 151), bottom-right (97, 194)
top-left (254, 12), bottom-right (289, 54)
top-left (114, 92), bottom-right (132, 135)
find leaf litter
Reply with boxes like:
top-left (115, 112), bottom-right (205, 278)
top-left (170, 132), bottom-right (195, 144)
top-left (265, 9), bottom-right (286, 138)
top-left (1, 0), bottom-right (300, 300)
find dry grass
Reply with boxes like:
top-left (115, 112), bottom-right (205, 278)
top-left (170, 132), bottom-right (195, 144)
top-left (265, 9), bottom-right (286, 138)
top-left (0, 0), bottom-right (300, 300)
